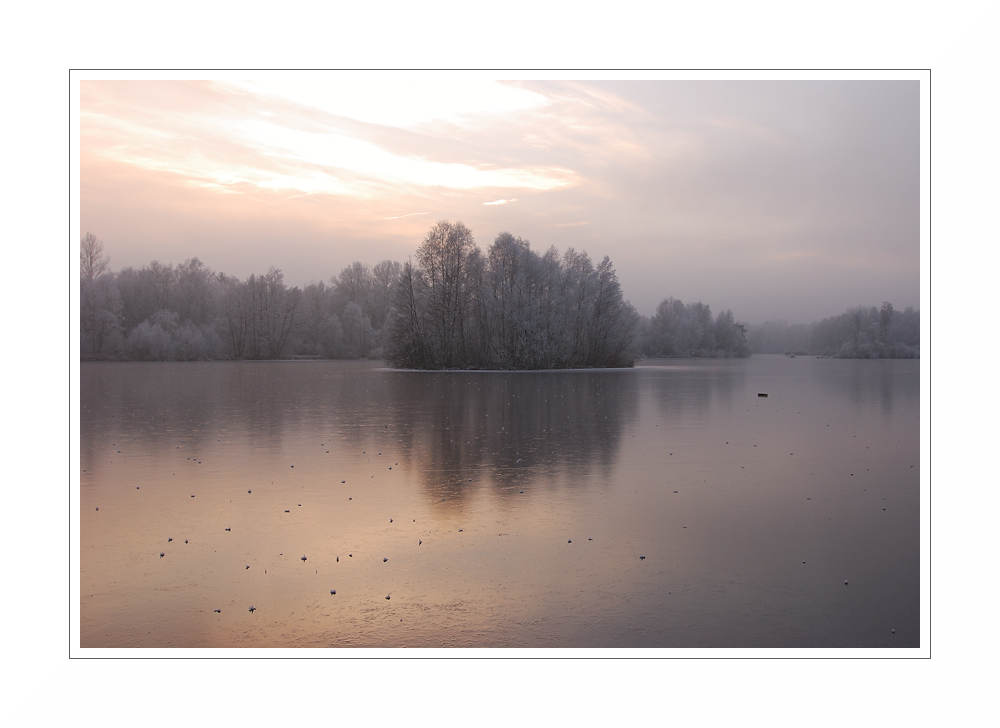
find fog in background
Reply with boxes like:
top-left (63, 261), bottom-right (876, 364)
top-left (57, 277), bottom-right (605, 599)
top-left (80, 76), bottom-right (919, 325)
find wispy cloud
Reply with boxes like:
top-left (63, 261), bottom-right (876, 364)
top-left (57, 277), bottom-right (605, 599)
top-left (483, 198), bottom-right (516, 206)
top-left (380, 212), bottom-right (429, 221)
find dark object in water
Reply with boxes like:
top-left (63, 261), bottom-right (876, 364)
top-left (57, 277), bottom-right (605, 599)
top-left (214, 609), bottom-right (221, 613)
top-left (159, 552), bottom-right (164, 558)
top-left (249, 605), bottom-right (256, 613)
top-left (301, 555), bottom-right (307, 561)
top-left (330, 590), bottom-right (336, 595)
top-left (383, 557), bottom-right (388, 562)
top-left (758, 393), bottom-right (768, 397)
top-left (385, 594), bottom-right (390, 600)
top-left (639, 555), bottom-right (645, 560)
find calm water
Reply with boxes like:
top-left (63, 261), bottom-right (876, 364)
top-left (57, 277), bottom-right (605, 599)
top-left (79, 356), bottom-right (920, 648)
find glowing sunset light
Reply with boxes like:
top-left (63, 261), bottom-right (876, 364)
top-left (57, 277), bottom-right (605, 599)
top-left (484, 199), bottom-right (516, 205)
top-left (228, 77), bottom-right (549, 128)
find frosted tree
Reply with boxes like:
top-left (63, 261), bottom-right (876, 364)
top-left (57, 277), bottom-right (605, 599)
top-left (80, 232), bottom-right (110, 280)
top-left (369, 259), bottom-right (402, 332)
top-left (296, 280), bottom-right (342, 357)
top-left (386, 260), bottom-right (433, 368)
top-left (80, 272), bottom-right (123, 358)
top-left (416, 220), bottom-right (477, 367)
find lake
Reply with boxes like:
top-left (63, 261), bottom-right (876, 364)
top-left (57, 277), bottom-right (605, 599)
top-left (78, 355), bottom-right (920, 648)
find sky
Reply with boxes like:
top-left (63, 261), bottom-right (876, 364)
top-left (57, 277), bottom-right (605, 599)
top-left (79, 73), bottom-right (922, 324)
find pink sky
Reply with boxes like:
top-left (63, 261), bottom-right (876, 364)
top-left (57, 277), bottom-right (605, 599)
top-left (79, 74), bottom-right (922, 323)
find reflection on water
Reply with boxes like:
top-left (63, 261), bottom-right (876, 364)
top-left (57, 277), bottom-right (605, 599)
top-left (384, 370), bottom-right (637, 502)
top-left (79, 356), bottom-right (920, 649)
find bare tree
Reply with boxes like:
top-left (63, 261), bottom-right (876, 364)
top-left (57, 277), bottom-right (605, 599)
top-left (80, 232), bottom-right (110, 280)
top-left (417, 220), bottom-right (477, 367)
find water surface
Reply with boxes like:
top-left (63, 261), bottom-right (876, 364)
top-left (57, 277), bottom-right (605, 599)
top-left (79, 356), bottom-right (919, 648)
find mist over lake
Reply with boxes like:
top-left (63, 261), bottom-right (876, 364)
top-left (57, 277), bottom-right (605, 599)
top-left (80, 355), bottom-right (919, 648)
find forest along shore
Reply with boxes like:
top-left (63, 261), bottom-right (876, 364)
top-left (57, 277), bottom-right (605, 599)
top-left (80, 227), bottom-right (917, 364)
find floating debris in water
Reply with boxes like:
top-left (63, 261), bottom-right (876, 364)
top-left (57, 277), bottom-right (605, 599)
top-left (167, 538), bottom-right (172, 542)
top-left (214, 609), bottom-right (221, 613)
top-left (330, 590), bottom-right (336, 595)
top-left (385, 595), bottom-right (390, 600)
top-left (383, 557), bottom-right (388, 562)
top-left (639, 555), bottom-right (645, 560)
top-left (160, 552), bottom-right (164, 558)
top-left (301, 555), bottom-right (307, 561)
top-left (225, 528), bottom-right (231, 532)
top-left (249, 606), bottom-right (256, 613)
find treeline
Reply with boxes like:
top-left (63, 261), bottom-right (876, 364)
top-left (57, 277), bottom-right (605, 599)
top-left (748, 302), bottom-right (920, 358)
top-left (79, 232), bottom-right (400, 361)
top-left (76, 224), bottom-right (754, 366)
top-left (387, 221), bottom-right (640, 369)
top-left (80, 229), bottom-right (916, 364)
top-left (635, 297), bottom-right (752, 358)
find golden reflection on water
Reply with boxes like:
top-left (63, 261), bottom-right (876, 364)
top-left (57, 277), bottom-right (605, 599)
top-left (80, 357), bottom-right (919, 648)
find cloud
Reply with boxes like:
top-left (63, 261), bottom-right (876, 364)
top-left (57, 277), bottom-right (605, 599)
top-left (380, 212), bottom-right (429, 221)
top-left (483, 199), bottom-right (516, 206)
